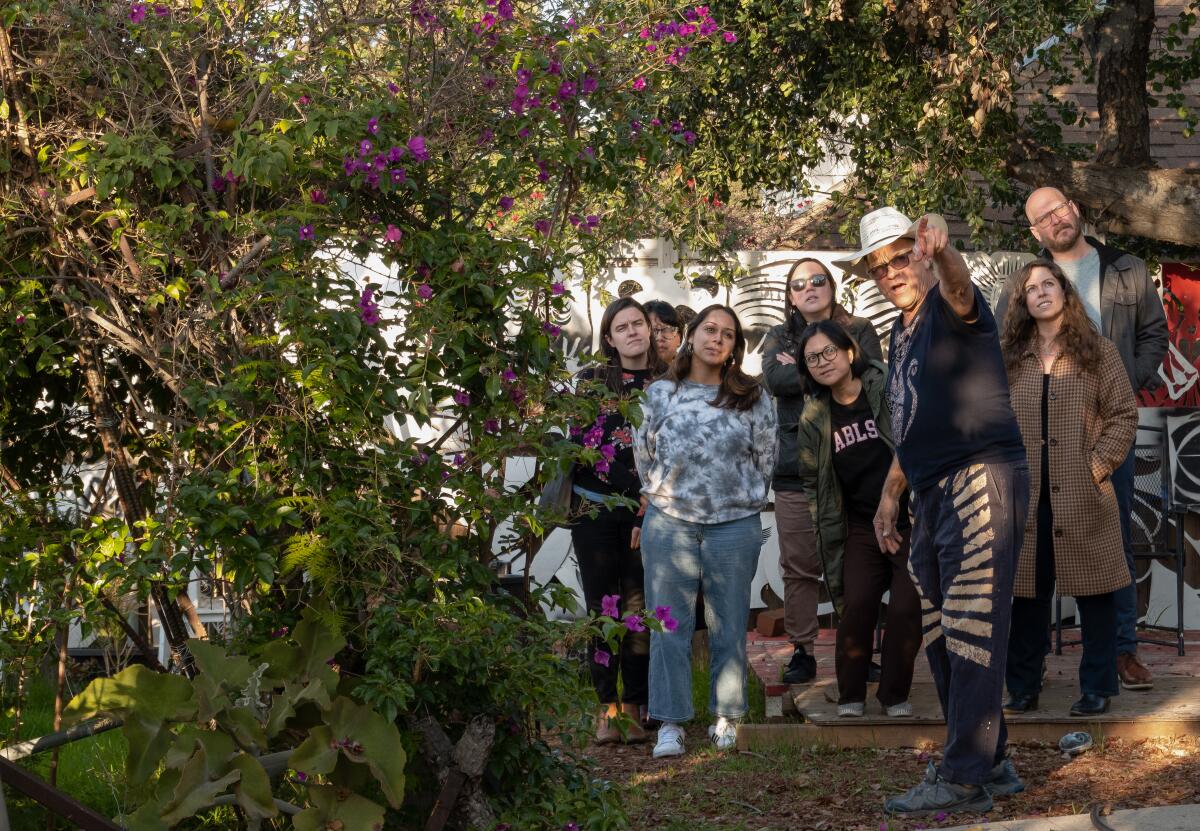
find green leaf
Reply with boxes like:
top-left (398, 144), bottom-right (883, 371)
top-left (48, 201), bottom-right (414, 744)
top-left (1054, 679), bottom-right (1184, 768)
top-left (291, 784), bottom-right (385, 831)
top-left (230, 753), bottom-right (279, 822)
top-left (123, 715), bottom-right (176, 784)
top-left (323, 697), bottom-right (406, 808)
top-left (289, 724), bottom-right (338, 775)
top-left (63, 664), bottom-right (195, 726)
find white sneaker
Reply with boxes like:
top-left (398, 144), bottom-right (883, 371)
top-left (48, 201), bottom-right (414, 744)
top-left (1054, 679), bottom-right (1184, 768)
top-left (707, 716), bottom-right (738, 750)
top-left (837, 702), bottom-right (865, 717)
top-left (885, 701), bottom-right (913, 718)
top-left (652, 722), bottom-right (686, 758)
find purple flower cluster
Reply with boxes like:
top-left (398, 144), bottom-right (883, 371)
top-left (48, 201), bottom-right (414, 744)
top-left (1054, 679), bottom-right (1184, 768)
top-left (581, 414), bottom-right (607, 448)
top-left (654, 605), bottom-right (679, 632)
top-left (568, 214), bottom-right (601, 234)
top-left (637, 7), bottom-right (735, 64)
top-left (410, 0), bottom-right (441, 32)
top-left (453, 390), bottom-right (471, 406)
top-left (211, 170), bottom-right (244, 193)
top-left (358, 288), bottom-right (381, 326)
top-left (342, 134), bottom-right (426, 191)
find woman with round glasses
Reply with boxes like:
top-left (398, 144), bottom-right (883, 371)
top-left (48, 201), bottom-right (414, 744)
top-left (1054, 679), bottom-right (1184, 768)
top-left (795, 320), bottom-right (920, 717)
top-left (644, 300), bottom-right (685, 361)
top-left (762, 258), bottom-right (882, 684)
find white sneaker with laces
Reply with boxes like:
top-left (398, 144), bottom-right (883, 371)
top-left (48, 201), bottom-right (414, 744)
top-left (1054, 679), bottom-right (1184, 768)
top-left (885, 701), bottom-right (913, 718)
top-left (707, 716), bottom-right (738, 750)
top-left (652, 722), bottom-right (686, 758)
top-left (837, 702), bottom-right (865, 717)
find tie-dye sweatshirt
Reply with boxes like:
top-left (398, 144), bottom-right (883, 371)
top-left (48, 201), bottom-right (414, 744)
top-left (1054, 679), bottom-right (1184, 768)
top-left (634, 379), bottom-right (778, 524)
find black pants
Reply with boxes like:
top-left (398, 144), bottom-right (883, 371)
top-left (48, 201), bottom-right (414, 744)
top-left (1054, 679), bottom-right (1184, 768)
top-left (1006, 489), bottom-right (1118, 699)
top-left (572, 502), bottom-right (649, 704)
top-left (836, 522), bottom-right (921, 707)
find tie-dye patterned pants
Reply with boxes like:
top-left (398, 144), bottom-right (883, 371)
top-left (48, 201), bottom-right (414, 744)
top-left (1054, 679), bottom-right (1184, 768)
top-left (908, 461), bottom-right (1030, 785)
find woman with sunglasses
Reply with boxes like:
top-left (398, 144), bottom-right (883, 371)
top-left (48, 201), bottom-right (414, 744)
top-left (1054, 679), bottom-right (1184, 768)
top-left (762, 259), bottom-right (882, 684)
top-left (795, 319), bottom-right (920, 717)
top-left (635, 304), bottom-right (777, 757)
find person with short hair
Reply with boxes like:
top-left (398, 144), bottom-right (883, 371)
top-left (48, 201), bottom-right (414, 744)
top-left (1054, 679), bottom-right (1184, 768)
top-left (762, 259), bottom-right (882, 685)
top-left (835, 208), bottom-right (1029, 817)
top-left (644, 300), bottom-right (686, 361)
top-left (995, 187), bottom-right (1168, 692)
top-left (572, 297), bottom-right (667, 745)
top-left (795, 320), bottom-right (920, 718)
top-left (999, 260), bottom-right (1136, 718)
top-left (634, 305), bottom-right (778, 758)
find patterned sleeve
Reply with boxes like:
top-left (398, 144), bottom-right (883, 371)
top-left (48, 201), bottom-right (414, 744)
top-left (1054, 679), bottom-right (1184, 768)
top-left (751, 390), bottom-right (779, 486)
top-left (633, 382), bottom-right (658, 479)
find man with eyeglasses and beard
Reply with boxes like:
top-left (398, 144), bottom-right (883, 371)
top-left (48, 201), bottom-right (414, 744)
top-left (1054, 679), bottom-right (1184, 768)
top-left (994, 187), bottom-right (1167, 694)
top-left (834, 208), bottom-right (1029, 818)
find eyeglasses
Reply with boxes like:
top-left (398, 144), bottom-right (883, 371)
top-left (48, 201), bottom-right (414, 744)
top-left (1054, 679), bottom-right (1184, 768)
top-left (867, 249), bottom-right (913, 282)
top-left (651, 326), bottom-right (677, 338)
top-left (788, 274), bottom-right (829, 292)
top-left (803, 344), bottom-right (840, 366)
top-left (1031, 201), bottom-right (1073, 229)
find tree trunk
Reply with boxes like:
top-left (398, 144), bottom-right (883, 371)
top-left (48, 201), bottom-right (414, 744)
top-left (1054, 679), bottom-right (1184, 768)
top-left (1008, 149), bottom-right (1200, 246)
top-left (1092, 0), bottom-right (1156, 168)
top-left (77, 343), bottom-right (195, 677)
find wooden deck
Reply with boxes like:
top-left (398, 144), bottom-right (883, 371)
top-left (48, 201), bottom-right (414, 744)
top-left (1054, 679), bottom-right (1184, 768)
top-left (743, 628), bottom-right (1200, 750)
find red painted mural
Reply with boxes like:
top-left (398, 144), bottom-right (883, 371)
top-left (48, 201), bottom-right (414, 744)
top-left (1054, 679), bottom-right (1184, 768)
top-left (1139, 263), bottom-right (1200, 407)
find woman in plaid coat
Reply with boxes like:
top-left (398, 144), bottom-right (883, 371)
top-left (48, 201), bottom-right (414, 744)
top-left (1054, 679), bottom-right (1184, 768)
top-left (999, 259), bottom-right (1136, 717)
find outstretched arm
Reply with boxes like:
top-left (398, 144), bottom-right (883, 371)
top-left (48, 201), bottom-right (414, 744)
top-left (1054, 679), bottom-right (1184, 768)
top-left (913, 215), bottom-right (976, 321)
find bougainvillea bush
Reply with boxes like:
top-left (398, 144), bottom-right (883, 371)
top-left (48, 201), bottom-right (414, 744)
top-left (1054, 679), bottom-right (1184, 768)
top-left (0, 0), bottom-right (737, 827)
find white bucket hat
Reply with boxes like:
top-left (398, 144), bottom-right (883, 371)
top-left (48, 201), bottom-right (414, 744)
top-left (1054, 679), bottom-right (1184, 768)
top-left (833, 207), bottom-right (948, 280)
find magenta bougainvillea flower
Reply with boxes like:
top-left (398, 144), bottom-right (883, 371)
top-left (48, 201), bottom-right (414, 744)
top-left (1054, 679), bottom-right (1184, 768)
top-left (385, 225), bottom-right (403, 243)
top-left (453, 390), bottom-right (471, 406)
top-left (601, 594), bottom-right (620, 618)
top-left (551, 281), bottom-right (565, 295)
top-left (298, 224), bottom-right (315, 241)
top-left (129, 3), bottom-right (147, 24)
top-left (417, 283), bottom-right (433, 300)
top-left (593, 650), bottom-right (611, 667)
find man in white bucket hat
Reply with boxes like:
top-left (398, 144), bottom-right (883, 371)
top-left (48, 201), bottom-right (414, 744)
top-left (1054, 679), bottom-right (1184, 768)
top-left (834, 208), bottom-right (1029, 817)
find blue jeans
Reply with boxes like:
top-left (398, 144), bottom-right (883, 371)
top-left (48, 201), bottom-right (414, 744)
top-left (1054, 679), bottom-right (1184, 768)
top-left (1110, 447), bottom-right (1139, 655)
top-left (908, 462), bottom-right (1029, 785)
top-left (642, 505), bottom-right (762, 723)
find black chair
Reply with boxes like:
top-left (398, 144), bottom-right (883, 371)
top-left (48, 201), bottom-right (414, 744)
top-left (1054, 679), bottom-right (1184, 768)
top-left (1055, 434), bottom-right (1186, 657)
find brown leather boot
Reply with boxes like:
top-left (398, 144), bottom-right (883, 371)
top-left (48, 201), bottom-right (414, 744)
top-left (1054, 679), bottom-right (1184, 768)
top-left (1117, 652), bottom-right (1154, 690)
top-left (620, 703), bottom-right (649, 744)
top-left (594, 703), bottom-right (620, 745)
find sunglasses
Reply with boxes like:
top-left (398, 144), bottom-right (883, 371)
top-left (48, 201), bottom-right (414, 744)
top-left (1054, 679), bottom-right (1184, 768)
top-left (868, 249), bottom-right (913, 282)
top-left (788, 273), bottom-right (830, 292)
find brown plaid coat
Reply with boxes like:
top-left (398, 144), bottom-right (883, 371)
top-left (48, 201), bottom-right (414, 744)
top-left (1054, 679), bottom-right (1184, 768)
top-left (1009, 338), bottom-right (1136, 598)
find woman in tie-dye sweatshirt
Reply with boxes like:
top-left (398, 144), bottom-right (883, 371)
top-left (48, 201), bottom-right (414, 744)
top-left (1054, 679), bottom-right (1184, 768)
top-left (634, 304), bottom-right (778, 759)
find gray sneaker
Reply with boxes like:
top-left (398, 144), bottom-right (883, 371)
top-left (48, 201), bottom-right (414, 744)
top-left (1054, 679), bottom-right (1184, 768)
top-left (884, 776), bottom-right (993, 816)
top-left (923, 759), bottom-right (1024, 796)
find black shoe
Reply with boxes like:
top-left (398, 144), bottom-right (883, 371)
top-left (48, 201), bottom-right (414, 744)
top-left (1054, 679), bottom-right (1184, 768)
top-left (1002, 693), bottom-right (1038, 714)
top-left (868, 660), bottom-right (882, 683)
top-left (782, 645), bottom-right (816, 684)
top-left (1069, 694), bottom-right (1110, 717)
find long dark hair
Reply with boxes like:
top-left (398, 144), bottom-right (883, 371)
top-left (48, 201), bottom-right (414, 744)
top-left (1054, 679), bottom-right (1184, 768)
top-left (1000, 259), bottom-right (1102, 377)
top-left (783, 258), bottom-right (852, 339)
top-left (643, 299), bottom-right (681, 335)
top-left (795, 320), bottom-right (871, 395)
top-left (596, 297), bottom-right (667, 392)
top-left (665, 304), bottom-right (762, 411)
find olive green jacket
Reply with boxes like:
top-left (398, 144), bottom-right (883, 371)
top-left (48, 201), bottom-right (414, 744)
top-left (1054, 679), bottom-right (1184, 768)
top-left (797, 363), bottom-right (895, 613)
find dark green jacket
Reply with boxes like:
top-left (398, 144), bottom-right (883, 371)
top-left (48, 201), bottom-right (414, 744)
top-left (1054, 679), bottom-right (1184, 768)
top-left (797, 363), bottom-right (895, 612)
top-left (762, 308), bottom-right (882, 492)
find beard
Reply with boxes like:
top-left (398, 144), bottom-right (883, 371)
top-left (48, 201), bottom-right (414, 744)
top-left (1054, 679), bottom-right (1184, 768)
top-left (1041, 220), bottom-right (1082, 253)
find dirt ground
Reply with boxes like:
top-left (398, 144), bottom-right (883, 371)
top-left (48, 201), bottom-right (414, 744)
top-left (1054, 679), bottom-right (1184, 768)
top-left (584, 730), bottom-right (1200, 830)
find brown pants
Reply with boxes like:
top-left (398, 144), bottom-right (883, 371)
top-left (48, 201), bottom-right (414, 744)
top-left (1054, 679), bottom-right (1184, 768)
top-left (836, 521), bottom-right (921, 707)
top-left (774, 490), bottom-right (821, 649)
